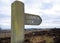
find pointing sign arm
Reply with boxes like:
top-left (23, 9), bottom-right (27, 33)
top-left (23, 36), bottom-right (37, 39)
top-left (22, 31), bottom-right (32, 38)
top-left (25, 13), bottom-right (42, 25)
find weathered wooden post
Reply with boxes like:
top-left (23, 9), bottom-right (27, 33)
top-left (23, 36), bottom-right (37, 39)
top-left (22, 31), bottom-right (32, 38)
top-left (11, 0), bottom-right (42, 43)
top-left (11, 0), bottom-right (24, 43)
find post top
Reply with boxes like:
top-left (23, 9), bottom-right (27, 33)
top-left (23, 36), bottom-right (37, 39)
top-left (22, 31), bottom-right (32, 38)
top-left (16, 0), bottom-right (18, 1)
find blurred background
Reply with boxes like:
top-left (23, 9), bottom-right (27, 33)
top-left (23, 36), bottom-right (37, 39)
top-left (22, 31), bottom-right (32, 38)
top-left (0, 0), bottom-right (60, 43)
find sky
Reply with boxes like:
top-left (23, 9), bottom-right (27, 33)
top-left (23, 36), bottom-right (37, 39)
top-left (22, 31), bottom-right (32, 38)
top-left (0, 0), bottom-right (60, 29)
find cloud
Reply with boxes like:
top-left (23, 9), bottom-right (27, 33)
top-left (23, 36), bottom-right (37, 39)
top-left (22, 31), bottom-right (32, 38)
top-left (0, 0), bottom-right (60, 29)
top-left (0, 17), bottom-right (11, 29)
top-left (0, 0), bottom-right (24, 29)
top-left (24, 0), bottom-right (60, 28)
top-left (0, 0), bottom-right (11, 29)
top-left (40, 2), bottom-right (53, 9)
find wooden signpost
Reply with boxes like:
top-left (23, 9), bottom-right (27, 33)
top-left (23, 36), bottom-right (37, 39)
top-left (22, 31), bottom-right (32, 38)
top-left (11, 0), bottom-right (42, 43)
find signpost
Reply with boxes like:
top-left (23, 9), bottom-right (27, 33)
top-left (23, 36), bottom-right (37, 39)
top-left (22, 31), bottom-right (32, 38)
top-left (11, 0), bottom-right (42, 43)
top-left (11, 1), bottom-right (24, 43)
